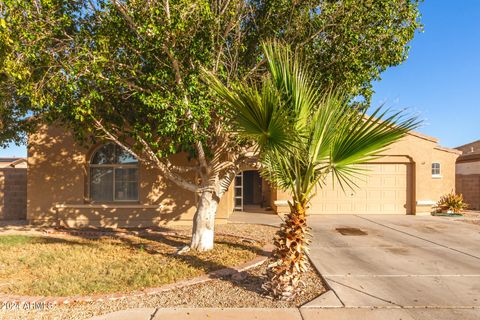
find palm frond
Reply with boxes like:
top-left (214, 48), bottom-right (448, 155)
top-left (205, 41), bottom-right (420, 203)
top-left (262, 41), bottom-right (320, 132)
top-left (203, 70), bottom-right (297, 153)
top-left (328, 105), bottom-right (420, 189)
top-left (332, 109), bottom-right (419, 165)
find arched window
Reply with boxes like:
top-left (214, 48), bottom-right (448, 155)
top-left (89, 143), bottom-right (139, 202)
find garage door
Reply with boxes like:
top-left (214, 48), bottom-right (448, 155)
top-left (309, 163), bottom-right (411, 215)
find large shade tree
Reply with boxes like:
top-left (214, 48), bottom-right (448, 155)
top-left (0, 0), bottom-right (421, 251)
top-left (206, 42), bottom-right (419, 298)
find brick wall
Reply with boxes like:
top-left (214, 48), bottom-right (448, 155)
top-left (0, 168), bottom-right (27, 220)
top-left (456, 174), bottom-right (480, 210)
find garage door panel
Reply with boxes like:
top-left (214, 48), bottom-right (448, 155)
top-left (366, 203), bottom-right (382, 212)
top-left (368, 190), bottom-right (381, 198)
top-left (309, 163), bottom-right (410, 215)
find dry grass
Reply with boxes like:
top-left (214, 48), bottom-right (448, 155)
top-left (0, 225), bottom-right (327, 320)
top-left (0, 230), bottom-right (262, 296)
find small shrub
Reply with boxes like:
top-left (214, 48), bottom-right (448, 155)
top-left (436, 192), bottom-right (468, 213)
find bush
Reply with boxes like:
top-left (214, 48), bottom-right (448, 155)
top-left (436, 192), bottom-right (468, 213)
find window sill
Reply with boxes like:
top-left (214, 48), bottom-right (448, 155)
top-left (417, 200), bottom-right (436, 206)
top-left (55, 203), bottom-right (163, 210)
top-left (432, 174), bottom-right (443, 179)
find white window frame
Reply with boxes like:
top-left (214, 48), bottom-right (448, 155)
top-left (89, 144), bottom-right (139, 202)
top-left (233, 172), bottom-right (243, 211)
top-left (431, 162), bottom-right (442, 178)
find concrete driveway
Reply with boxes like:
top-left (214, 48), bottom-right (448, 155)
top-left (307, 214), bottom-right (480, 317)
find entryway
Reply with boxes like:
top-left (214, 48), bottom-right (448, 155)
top-left (234, 170), bottom-right (272, 212)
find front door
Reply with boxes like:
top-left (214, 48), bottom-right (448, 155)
top-left (243, 170), bottom-right (262, 206)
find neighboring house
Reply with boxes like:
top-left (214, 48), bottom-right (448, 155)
top-left (27, 125), bottom-right (460, 227)
top-left (455, 140), bottom-right (480, 210)
top-left (0, 158), bottom-right (27, 220)
top-left (0, 158), bottom-right (27, 168)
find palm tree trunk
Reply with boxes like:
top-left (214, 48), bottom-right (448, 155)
top-left (265, 198), bottom-right (310, 299)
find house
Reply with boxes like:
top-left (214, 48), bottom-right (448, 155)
top-left (455, 140), bottom-right (480, 210)
top-left (0, 157), bottom-right (27, 168)
top-left (0, 158), bottom-right (27, 220)
top-left (272, 131), bottom-right (460, 215)
top-left (26, 125), bottom-right (460, 227)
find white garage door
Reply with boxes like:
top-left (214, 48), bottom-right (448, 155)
top-left (309, 163), bottom-right (411, 215)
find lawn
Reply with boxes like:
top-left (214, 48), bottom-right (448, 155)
top-left (0, 230), bottom-right (262, 296)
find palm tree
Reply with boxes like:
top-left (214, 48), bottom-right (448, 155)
top-left (205, 41), bottom-right (419, 299)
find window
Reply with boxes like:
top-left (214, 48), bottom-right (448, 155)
top-left (431, 162), bottom-right (441, 176)
top-left (90, 143), bottom-right (139, 202)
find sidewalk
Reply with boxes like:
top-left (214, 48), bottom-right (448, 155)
top-left (90, 307), bottom-right (480, 320)
top-left (228, 210), bottom-right (282, 226)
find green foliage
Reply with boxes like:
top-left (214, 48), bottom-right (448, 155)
top-left (208, 41), bottom-right (420, 203)
top-left (246, 0), bottom-right (422, 105)
top-left (436, 192), bottom-right (468, 213)
top-left (208, 40), bottom-right (420, 299)
top-left (0, 0), bottom-right (421, 158)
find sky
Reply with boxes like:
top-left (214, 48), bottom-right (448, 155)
top-left (371, 0), bottom-right (480, 149)
top-left (0, 0), bottom-right (479, 157)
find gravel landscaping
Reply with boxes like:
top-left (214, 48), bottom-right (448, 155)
top-left (0, 223), bottom-right (326, 320)
top-left (459, 210), bottom-right (480, 226)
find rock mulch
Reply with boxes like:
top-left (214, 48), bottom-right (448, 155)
top-left (458, 210), bottom-right (480, 226)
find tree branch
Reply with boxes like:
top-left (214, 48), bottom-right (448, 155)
top-left (92, 117), bottom-right (199, 193)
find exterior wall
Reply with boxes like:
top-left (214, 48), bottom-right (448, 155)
top-left (28, 124), bottom-right (459, 223)
top-left (457, 161), bottom-right (480, 175)
top-left (456, 156), bottom-right (480, 210)
top-left (28, 125), bottom-right (233, 227)
top-left (455, 141), bottom-right (480, 210)
top-left (272, 133), bottom-right (459, 215)
top-left (0, 168), bottom-right (27, 220)
top-left (456, 172), bottom-right (480, 210)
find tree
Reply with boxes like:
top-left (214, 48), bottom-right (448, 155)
top-left (0, 0), bottom-right (421, 251)
top-left (206, 42), bottom-right (419, 298)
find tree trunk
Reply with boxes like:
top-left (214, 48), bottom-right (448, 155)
top-left (190, 190), bottom-right (219, 251)
top-left (265, 198), bottom-right (310, 299)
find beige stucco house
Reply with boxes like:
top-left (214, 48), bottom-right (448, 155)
top-left (27, 126), bottom-right (460, 227)
top-left (455, 140), bottom-right (480, 210)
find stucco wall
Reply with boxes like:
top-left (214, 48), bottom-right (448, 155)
top-left (29, 125), bottom-right (458, 223)
top-left (272, 132), bottom-right (459, 215)
top-left (28, 125), bottom-right (233, 227)
top-left (0, 168), bottom-right (27, 220)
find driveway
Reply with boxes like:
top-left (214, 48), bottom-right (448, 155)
top-left (308, 215), bottom-right (480, 316)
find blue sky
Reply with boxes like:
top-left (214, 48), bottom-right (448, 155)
top-left (1, 0), bottom-right (479, 157)
top-left (371, 0), bottom-right (480, 148)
